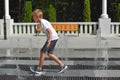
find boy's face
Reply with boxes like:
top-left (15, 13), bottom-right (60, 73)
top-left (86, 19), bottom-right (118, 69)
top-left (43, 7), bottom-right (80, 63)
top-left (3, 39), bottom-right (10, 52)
top-left (33, 15), bottom-right (40, 22)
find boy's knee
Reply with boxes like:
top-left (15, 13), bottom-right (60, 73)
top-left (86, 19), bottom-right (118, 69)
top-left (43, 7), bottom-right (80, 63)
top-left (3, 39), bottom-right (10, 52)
top-left (47, 53), bottom-right (50, 56)
top-left (47, 53), bottom-right (52, 56)
top-left (40, 51), bottom-right (45, 54)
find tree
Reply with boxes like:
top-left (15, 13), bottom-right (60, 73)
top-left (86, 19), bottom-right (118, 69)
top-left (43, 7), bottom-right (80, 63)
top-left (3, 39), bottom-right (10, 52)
top-left (83, 0), bottom-right (91, 22)
top-left (47, 4), bottom-right (56, 22)
top-left (23, 1), bottom-right (32, 22)
top-left (6, 0), bottom-right (120, 22)
top-left (116, 3), bottom-right (120, 22)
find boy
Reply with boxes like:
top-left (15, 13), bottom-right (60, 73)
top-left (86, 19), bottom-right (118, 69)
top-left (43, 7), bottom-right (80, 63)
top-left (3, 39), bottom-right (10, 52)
top-left (30, 9), bottom-right (68, 75)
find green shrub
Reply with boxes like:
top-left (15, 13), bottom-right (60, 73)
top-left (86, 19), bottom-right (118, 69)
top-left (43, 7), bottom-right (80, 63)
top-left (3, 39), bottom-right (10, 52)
top-left (47, 4), bottom-right (56, 22)
top-left (116, 3), bottom-right (120, 22)
top-left (83, 0), bottom-right (91, 22)
top-left (23, 1), bottom-right (32, 22)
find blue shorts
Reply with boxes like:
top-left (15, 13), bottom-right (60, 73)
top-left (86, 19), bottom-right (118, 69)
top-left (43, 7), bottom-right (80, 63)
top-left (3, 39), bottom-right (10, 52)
top-left (41, 39), bottom-right (58, 54)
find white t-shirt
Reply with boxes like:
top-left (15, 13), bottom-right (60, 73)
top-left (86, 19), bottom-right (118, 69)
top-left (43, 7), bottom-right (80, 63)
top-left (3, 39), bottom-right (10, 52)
top-left (40, 19), bottom-right (59, 40)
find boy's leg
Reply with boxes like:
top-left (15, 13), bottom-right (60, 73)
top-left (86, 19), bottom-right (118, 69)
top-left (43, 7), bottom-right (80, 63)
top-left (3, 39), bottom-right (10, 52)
top-left (30, 41), bottom-right (47, 73)
top-left (33, 51), bottom-right (45, 74)
top-left (37, 41), bottom-right (48, 69)
top-left (48, 53), bottom-right (68, 73)
top-left (47, 40), bottom-right (68, 73)
top-left (48, 54), bottom-right (63, 65)
top-left (30, 51), bottom-right (45, 73)
top-left (38, 51), bottom-right (45, 68)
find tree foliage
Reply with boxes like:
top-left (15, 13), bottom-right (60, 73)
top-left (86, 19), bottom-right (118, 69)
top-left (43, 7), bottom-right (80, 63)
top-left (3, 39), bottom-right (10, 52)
top-left (0, 0), bottom-right (120, 22)
top-left (23, 1), bottom-right (32, 22)
top-left (47, 4), bottom-right (56, 22)
top-left (83, 0), bottom-right (91, 22)
top-left (116, 3), bottom-right (120, 22)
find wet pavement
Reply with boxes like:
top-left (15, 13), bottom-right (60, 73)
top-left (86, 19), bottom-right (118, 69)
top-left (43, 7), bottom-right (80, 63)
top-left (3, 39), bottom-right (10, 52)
top-left (0, 36), bottom-right (120, 80)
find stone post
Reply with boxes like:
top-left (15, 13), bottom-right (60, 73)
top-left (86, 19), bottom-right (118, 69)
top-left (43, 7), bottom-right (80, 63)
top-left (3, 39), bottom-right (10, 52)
top-left (0, 0), bottom-right (13, 37)
top-left (99, 0), bottom-right (111, 37)
top-left (0, 19), bottom-right (14, 37)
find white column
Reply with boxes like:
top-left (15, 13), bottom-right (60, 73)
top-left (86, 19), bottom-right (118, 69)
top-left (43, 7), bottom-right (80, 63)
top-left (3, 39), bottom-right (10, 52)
top-left (99, 18), bottom-right (111, 37)
top-left (5, 0), bottom-right (11, 19)
top-left (100, 0), bottom-right (108, 18)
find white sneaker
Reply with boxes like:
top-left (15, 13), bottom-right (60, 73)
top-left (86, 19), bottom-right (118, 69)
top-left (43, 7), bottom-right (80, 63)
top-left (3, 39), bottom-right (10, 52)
top-left (30, 65), bottom-right (37, 73)
top-left (35, 72), bottom-right (43, 76)
top-left (30, 66), bottom-right (44, 76)
top-left (35, 69), bottom-right (45, 76)
top-left (58, 65), bottom-right (68, 73)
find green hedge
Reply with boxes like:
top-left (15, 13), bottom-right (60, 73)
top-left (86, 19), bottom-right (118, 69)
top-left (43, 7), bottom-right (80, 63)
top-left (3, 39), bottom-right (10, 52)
top-left (83, 0), bottom-right (91, 22)
top-left (116, 3), bottom-right (120, 22)
top-left (23, 1), bottom-right (32, 22)
top-left (47, 4), bottom-right (56, 22)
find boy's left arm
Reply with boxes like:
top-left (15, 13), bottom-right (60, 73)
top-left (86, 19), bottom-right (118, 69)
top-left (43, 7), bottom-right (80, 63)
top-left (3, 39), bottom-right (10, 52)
top-left (46, 28), bottom-right (52, 47)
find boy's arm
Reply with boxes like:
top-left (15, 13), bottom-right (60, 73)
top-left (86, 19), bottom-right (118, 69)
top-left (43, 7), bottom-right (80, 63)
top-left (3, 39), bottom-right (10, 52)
top-left (46, 28), bottom-right (52, 46)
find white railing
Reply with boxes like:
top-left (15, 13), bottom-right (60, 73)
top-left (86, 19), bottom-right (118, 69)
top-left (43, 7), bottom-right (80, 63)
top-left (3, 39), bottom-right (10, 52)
top-left (12, 22), bottom-right (98, 36)
top-left (78, 22), bottom-right (98, 35)
top-left (111, 22), bottom-right (120, 35)
top-left (13, 23), bottom-right (38, 35)
top-left (12, 22), bottom-right (120, 36)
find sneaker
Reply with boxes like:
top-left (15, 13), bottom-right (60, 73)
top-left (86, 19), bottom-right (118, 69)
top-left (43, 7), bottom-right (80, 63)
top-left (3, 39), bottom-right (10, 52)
top-left (30, 66), bottom-right (44, 76)
top-left (35, 67), bottom-right (42, 74)
top-left (58, 65), bottom-right (68, 73)
top-left (30, 65), bottom-right (38, 73)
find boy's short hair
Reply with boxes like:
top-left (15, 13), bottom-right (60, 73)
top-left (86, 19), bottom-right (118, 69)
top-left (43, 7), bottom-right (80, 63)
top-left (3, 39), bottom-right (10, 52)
top-left (32, 9), bottom-right (43, 18)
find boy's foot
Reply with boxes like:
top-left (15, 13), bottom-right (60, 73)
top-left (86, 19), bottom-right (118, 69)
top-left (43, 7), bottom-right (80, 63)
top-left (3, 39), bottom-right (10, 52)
top-left (30, 65), bottom-right (38, 73)
top-left (58, 65), bottom-right (68, 73)
top-left (35, 68), bottom-right (42, 74)
top-left (30, 66), bottom-right (44, 76)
